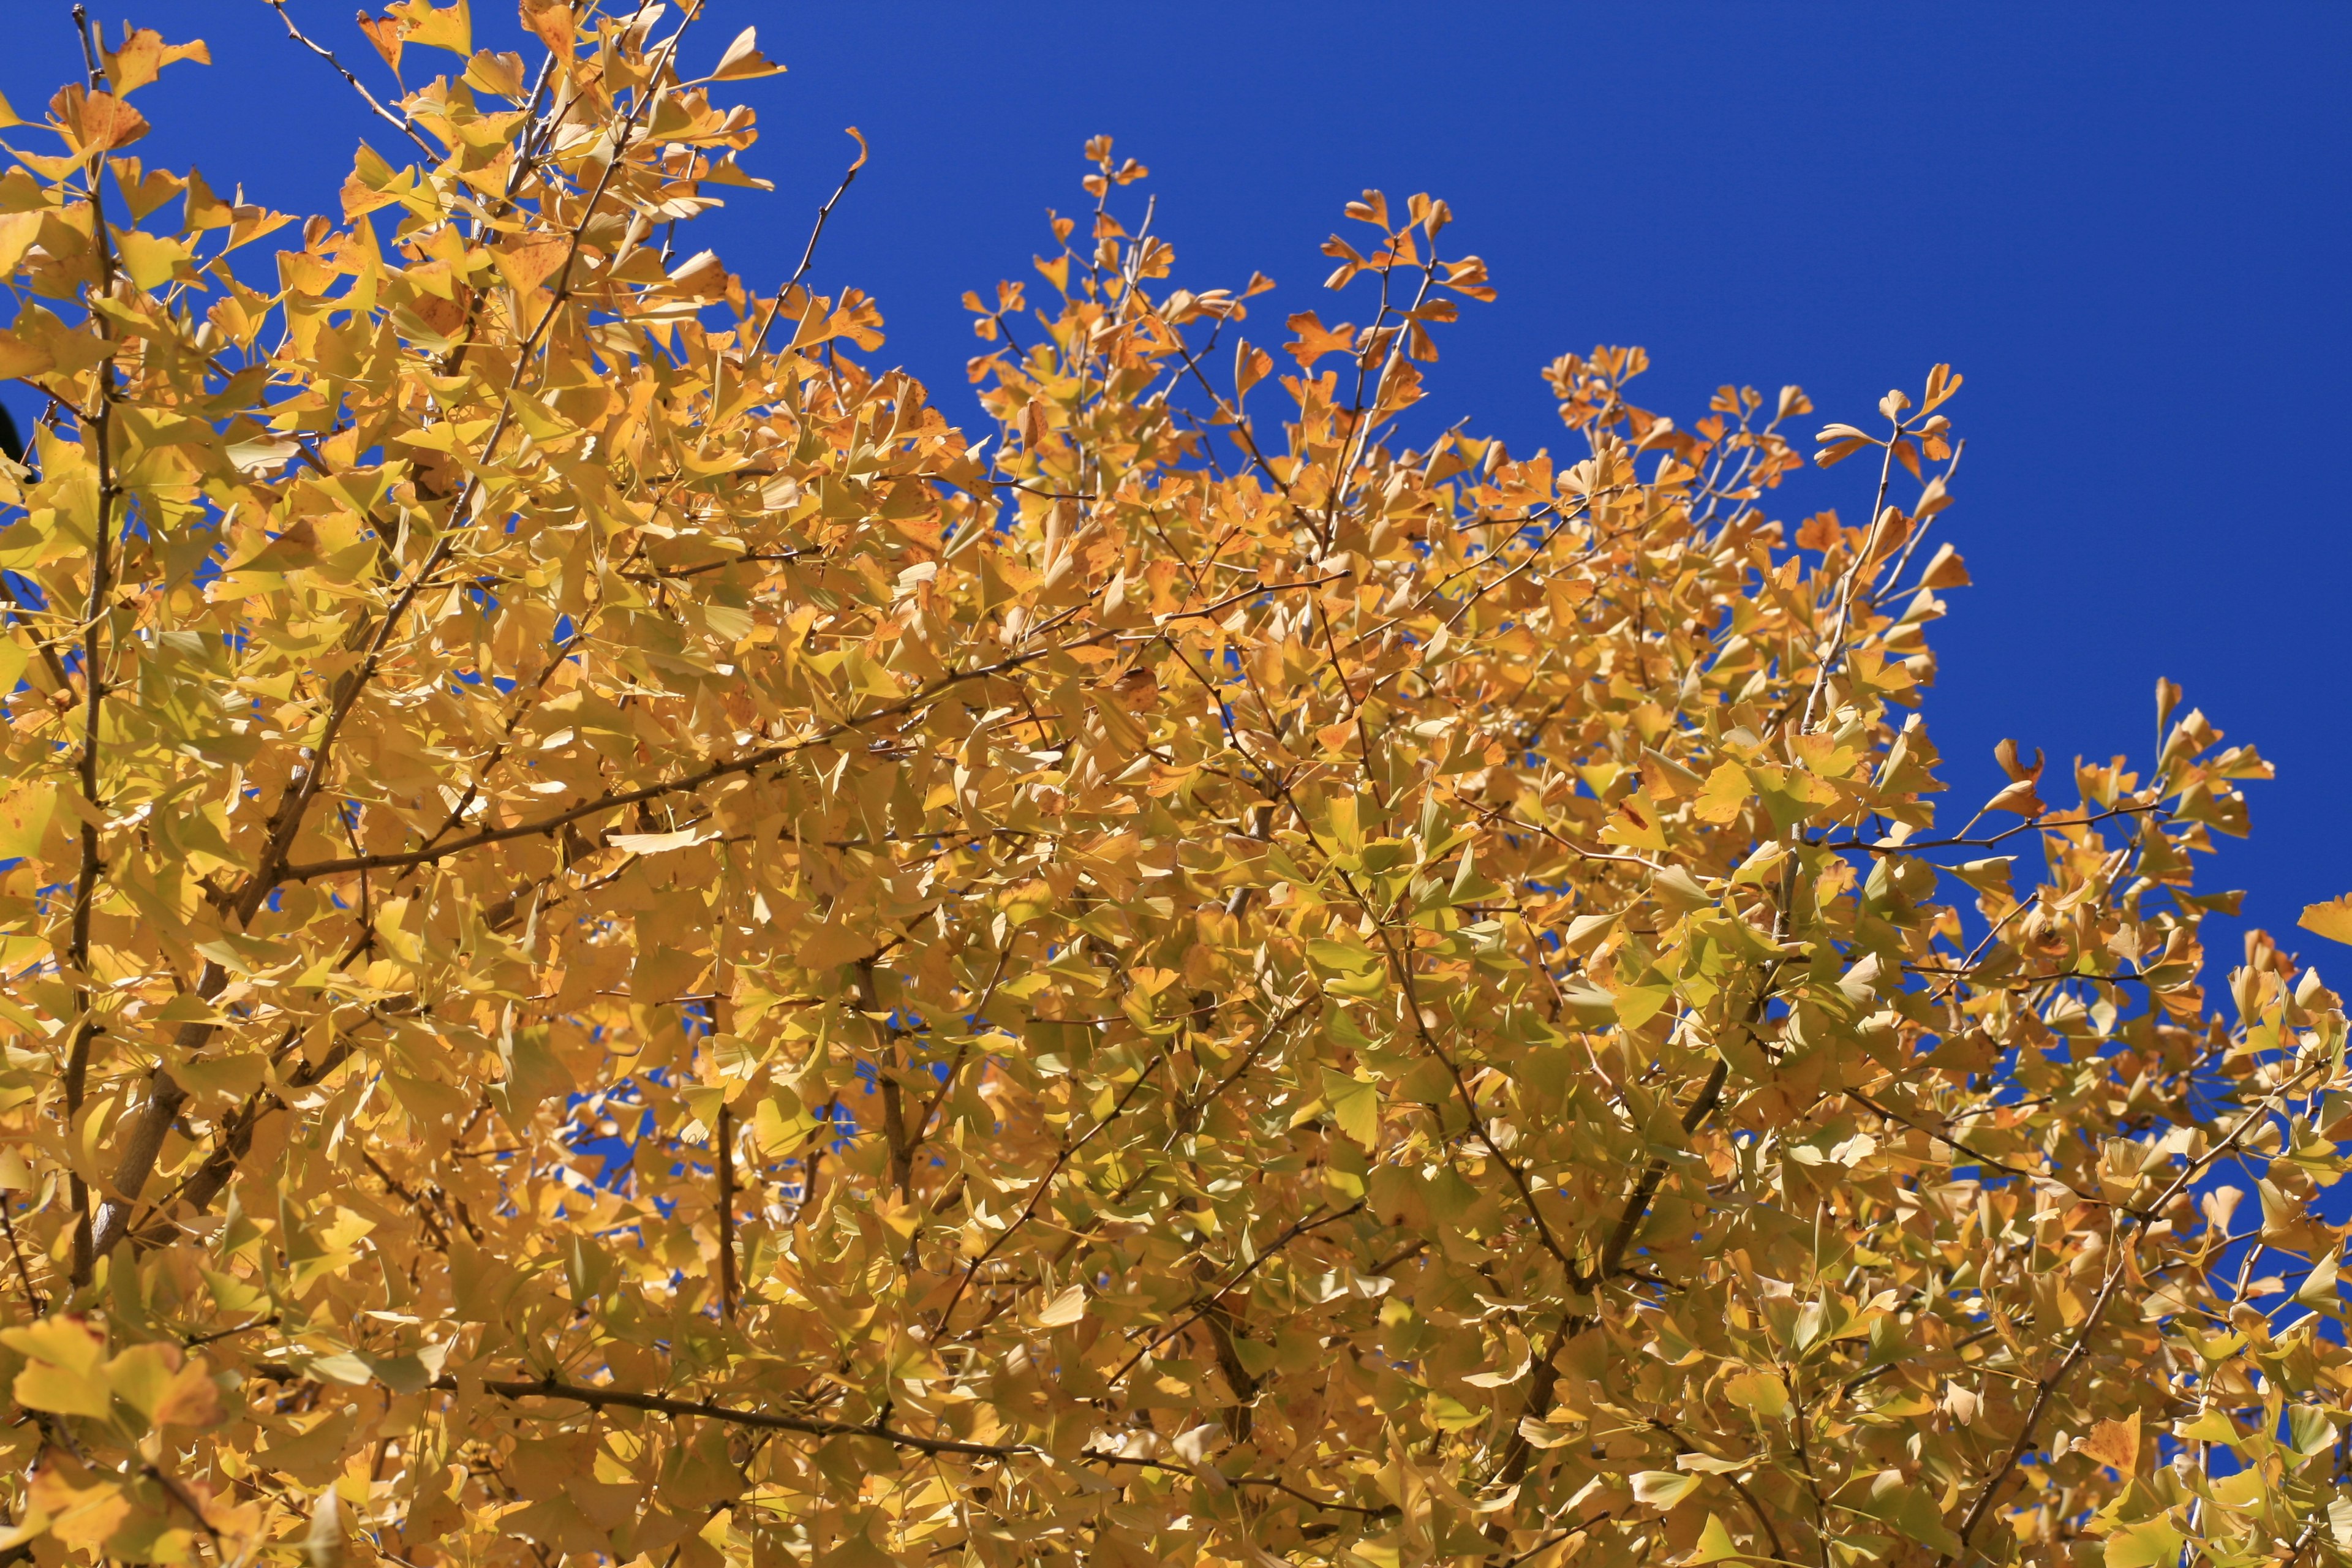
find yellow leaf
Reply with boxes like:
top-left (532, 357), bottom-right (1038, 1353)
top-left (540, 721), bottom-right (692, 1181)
top-left (492, 235), bottom-right (570, 296)
top-left (305, 1487), bottom-right (345, 1568)
top-left (818, 1525), bottom-right (899, 1568)
top-left (1720, 1369), bottom-right (1789, 1419)
top-left (1632, 1471), bottom-right (1702, 1510)
top-left (2102, 1515), bottom-right (2185, 1568)
top-left (710, 26), bottom-right (786, 81)
top-left (105, 1343), bottom-right (225, 1428)
top-left (2294, 1253), bottom-right (2340, 1312)
top-left (16, 1358), bottom-right (113, 1417)
top-left (1321, 1070), bottom-right (1381, 1150)
top-left (1600, 790), bottom-right (1668, 852)
top-left (0, 329), bottom-right (55, 380)
top-left (0, 211), bottom-right (42, 276)
top-left (26, 1462), bottom-right (130, 1549)
top-left (1613, 981), bottom-right (1674, 1029)
top-left (1023, 1284), bottom-right (1087, 1329)
top-left (2301, 895), bottom-right (2352, 946)
top-left (1690, 762), bottom-right (1752, 826)
top-left (100, 30), bottom-right (208, 96)
top-left (795, 921), bottom-right (870, 971)
top-left (386, 0), bottom-right (470, 57)
top-left (517, 0), bottom-right (573, 55)
top-left (115, 229), bottom-right (192, 291)
top-left (55, 87), bottom-right (149, 153)
top-left (1682, 1514), bottom-right (1744, 1565)
top-left (2078, 1412), bottom-right (2139, 1471)
top-left (0, 794), bottom-right (55, 868)
top-left (606, 827), bottom-right (712, 855)
top-left (462, 49), bottom-right (528, 99)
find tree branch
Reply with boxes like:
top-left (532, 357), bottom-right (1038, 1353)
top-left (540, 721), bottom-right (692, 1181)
top-left (262, 1), bottom-right (439, 162)
top-left (62, 2), bottom-right (122, 1290)
top-left (281, 628), bottom-right (1118, 881)
top-left (1941, 1059), bottom-right (2321, 1562)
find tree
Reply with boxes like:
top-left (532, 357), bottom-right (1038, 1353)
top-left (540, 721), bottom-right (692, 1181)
top-left (0, 9), bottom-right (2345, 1568)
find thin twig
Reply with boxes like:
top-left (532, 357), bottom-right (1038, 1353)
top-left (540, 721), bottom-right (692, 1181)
top-left (262, 1), bottom-right (440, 161)
top-left (749, 129), bottom-right (869, 355)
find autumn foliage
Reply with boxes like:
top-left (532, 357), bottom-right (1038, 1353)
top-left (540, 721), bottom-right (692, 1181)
top-left (2, 8), bottom-right (2349, 1568)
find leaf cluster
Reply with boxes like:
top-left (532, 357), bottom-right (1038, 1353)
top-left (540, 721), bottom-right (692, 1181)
top-left (0, 10), bottom-right (2347, 1568)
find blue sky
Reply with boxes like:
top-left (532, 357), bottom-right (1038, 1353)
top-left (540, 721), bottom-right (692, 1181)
top-left (4, 2), bottom-right (2346, 971)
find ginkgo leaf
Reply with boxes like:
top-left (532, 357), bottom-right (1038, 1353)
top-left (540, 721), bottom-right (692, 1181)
top-left (1023, 1284), bottom-right (1086, 1329)
top-left (2103, 1516), bottom-right (2186, 1568)
top-left (385, 0), bottom-right (469, 56)
top-left (14, 1363), bottom-right (111, 1420)
top-left (2078, 1412), bottom-right (2139, 1471)
top-left (1632, 1471), bottom-right (1702, 1510)
top-left (2301, 895), bottom-right (2352, 945)
top-left (2294, 1254), bottom-right (2341, 1311)
top-left (1719, 1369), bottom-right (1789, 1419)
top-left (1321, 1070), bottom-right (1381, 1150)
top-left (102, 1344), bottom-right (178, 1419)
top-left (710, 26), bottom-right (785, 80)
top-left (0, 781), bottom-right (56, 861)
top-left (25, 1464), bottom-right (131, 1551)
top-left (1683, 1515), bottom-right (1744, 1564)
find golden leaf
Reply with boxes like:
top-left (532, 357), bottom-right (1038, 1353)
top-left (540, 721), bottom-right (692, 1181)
top-left (2300, 895), bottom-right (2352, 946)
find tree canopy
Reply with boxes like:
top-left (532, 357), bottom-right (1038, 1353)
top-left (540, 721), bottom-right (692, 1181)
top-left (1, 9), bottom-right (2348, 1568)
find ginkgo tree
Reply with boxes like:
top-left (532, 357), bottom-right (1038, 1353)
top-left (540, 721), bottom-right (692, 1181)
top-left (0, 7), bottom-right (2347, 1568)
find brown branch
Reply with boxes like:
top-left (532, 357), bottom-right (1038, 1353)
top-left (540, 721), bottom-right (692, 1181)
top-left (1438, 502), bottom-right (1572, 634)
top-left (424, 1372), bottom-right (1025, 1458)
top-left (355, 1146), bottom-right (453, 1254)
top-left (1158, 571), bottom-right (1348, 624)
top-left (1319, 242), bottom-right (1439, 550)
top-left (620, 546), bottom-right (823, 582)
top-left (1795, 409), bottom-right (1904, 739)
top-left (1594, 968), bottom-right (1786, 1286)
top-left (182, 1314), bottom-right (277, 1350)
top-left (262, 1), bottom-right (439, 161)
top-left (0, 1198), bottom-right (43, 1313)
top-left (853, 958), bottom-right (918, 1203)
top-left (1492, 1313), bottom-right (1591, 1487)
top-left (62, 3), bottom-right (122, 1290)
top-left (282, 627), bottom-right (1119, 881)
top-left (1147, 309), bottom-right (1291, 497)
top-left (933, 1042), bottom-right (1170, 1333)
top-left (235, 15), bottom-right (698, 920)
top-left (1843, 801), bottom-right (2165, 856)
top-left (1942, 1059), bottom-right (2323, 1563)
top-left (236, 1366), bottom-right (1378, 1515)
top-left (716, 1102), bottom-right (739, 1320)
top-left (92, 1032), bottom-right (361, 1263)
top-left (1846, 1090), bottom-right (2144, 1218)
top-left (1102, 1202), bottom-right (1364, 1389)
top-left (748, 129), bottom-right (869, 355)
top-left (1839, 1323), bottom-right (2002, 1399)
top-left (1162, 635), bottom-right (1598, 1305)
top-left (87, 922), bottom-right (376, 1261)
top-left (1651, 1417), bottom-right (1789, 1567)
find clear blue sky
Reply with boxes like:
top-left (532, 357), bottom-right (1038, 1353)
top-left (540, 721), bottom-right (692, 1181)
top-left (5, 2), bottom-right (2346, 971)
